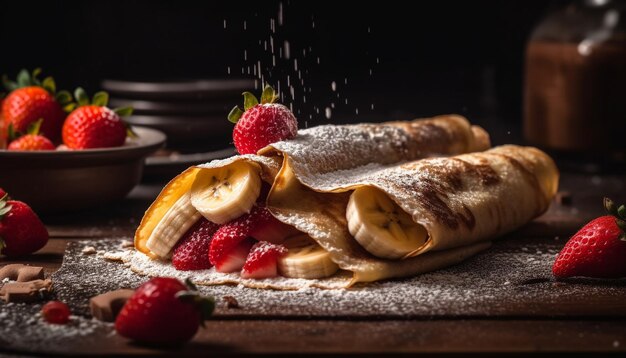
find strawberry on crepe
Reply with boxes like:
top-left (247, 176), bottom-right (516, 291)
top-left (126, 85), bottom-right (513, 289)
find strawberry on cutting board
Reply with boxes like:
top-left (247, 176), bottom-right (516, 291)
top-left (553, 197), bottom-right (626, 279)
top-left (228, 85), bottom-right (297, 155)
top-left (62, 88), bottom-right (134, 149)
top-left (172, 218), bottom-right (219, 271)
top-left (115, 278), bottom-right (214, 345)
top-left (7, 119), bottom-right (55, 151)
top-left (0, 194), bottom-right (49, 257)
top-left (1, 68), bottom-right (72, 143)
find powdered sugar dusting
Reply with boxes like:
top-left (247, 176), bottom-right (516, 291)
top-left (48, 239), bottom-right (626, 319)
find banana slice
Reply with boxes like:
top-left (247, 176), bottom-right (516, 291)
top-left (278, 234), bottom-right (339, 279)
top-left (190, 162), bottom-right (261, 224)
top-left (346, 186), bottom-right (429, 259)
top-left (146, 192), bottom-right (201, 259)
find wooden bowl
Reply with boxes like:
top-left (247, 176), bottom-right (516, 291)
top-left (0, 127), bottom-right (166, 213)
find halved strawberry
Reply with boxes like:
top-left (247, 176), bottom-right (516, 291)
top-left (172, 218), bottom-right (219, 271)
top-left (208, 215), bottom-right (255, 272)
top-left (248, 207), bottom-right (298, 244)
top-left (217, 238), bottom-right (255, 273)
top-left (241, 241), bottom-right (287, 279)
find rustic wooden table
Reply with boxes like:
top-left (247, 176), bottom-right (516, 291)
top-left (2, 171), bottom-right (626, 356)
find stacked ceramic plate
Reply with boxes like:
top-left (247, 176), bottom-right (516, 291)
top-left (102, 79), bottom-right (253, 179)
top-left (102, 78), bottom-right (254, 152)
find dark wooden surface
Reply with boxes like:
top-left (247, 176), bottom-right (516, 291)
top-left (2, 171), bottom-right (626, 355)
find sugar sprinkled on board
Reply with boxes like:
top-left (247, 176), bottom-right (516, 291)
top-left (57, 239), bottom-right (626, 319)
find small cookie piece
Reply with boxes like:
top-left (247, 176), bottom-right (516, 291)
top-left (223, 295), bottom-right (240, 309)
top-left (89, 289), bottom-right (135, 322)
top-left (0, 279), bottom-right (52, 302)
top-left (0, 264), bottom-right (45, 282)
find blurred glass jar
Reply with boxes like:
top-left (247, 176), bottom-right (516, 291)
top-left (524, 0), bottom-right (626, 158)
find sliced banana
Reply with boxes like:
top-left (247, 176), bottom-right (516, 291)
top-left (146, 192), bottom-right (201, 259)
top-left (278, 234), bottom-right (339, 279)
top-left (190, 162), bottom-right (261, 225)
top-left (346, 186), bottom-right (429, 259)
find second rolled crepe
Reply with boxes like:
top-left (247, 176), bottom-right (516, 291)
top-left (267, 145), bottom-right (559, 283)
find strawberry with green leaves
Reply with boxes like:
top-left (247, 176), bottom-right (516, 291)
top-left (7, 119), bottom-right (55, 151)
top-left (2, 68), bottom-right (72, 143)
top-left (553, 198), bottom-right (626, 279)
top-left (228, 85), bottom-right (297, 155)
top-left (0, 193), bottom-right (49, 257)
top-left (115, 278), bottom-right (214, 345)
top-left (62, 88), bottom-right (134, 149)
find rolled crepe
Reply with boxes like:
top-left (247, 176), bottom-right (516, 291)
top-left (135, 114), bottom-right (489, 255)
top-left (132, 115), bottom-right (495, 288)
top-left (267, 145), bottom-right (559, 283)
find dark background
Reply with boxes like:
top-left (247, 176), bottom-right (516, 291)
top-left (0, 0), bottom-right (568, 143)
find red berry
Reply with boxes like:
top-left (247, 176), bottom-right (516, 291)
top-left (0, 198), bottom-right (49, 257)
top-left (0, 188), bottom-right (6, 198)
top-left (248, 206), bottom-right (298, 244)
top-left (553, 215), bottom-right (626, 278)
top-left (42, 301), bottom-right (71, 324)
top-left (208, 205), bottom-right (289, 273)
top-left (8, 134), bottom-right (55, 151)
top-left (62, 105), bottom-right (127, 149)
top-left (241, 241), bottom-right (286, 279)
top-left (2, 87), bottom-right (66, 143)
top-left (172, 218), bottom-right (219, 271)
top-left (115, 277), bottom-right (212, 344)
top-left (209, 216), bottom-right (255, 273)
top-left (233, 103), bottom-right (297, 155)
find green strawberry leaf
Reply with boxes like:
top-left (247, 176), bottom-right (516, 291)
top-left (242, 91), bottom-right (259, 110)
top-left (92, 91), bottom-right (109, 107)
top-left (261, 85), bottom-right (278, 104)
top-left (0, 203), bottom-right (12, 218)
top-left (74, 87), bottom-right (90, 107)
top-left (1, 75), bottom-right (17, 91)
top-left (617, 205), bottom-right (626, 220)
top-left (616, 219), bottom-right (626, 233)
top-left (31, 68), bottom-right (42, 84)
top-left (113, 106), bottom-right (133, 117)
top-left (17, 69), bottom-right (31, 87)
top-left (63, 103), bottom-right (77, 113)
top-left (604, 197), bottom-right (617, 216)
top-left (198, 296), bottom-right (215, 326)
top-left (185, 277), bottom-right (198, 291)
top-left (27, 119), bottom-right (43, 135)
top-left (7, 123), bottom-right (20, 142)
top-left (228, 106), bottom-right (243, 123)
top-left (55, 90), bottom-right (73, 105)
top-left (42, 77), bottom-right (56, 95)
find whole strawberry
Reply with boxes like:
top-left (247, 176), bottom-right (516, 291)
top-left (7, 119), bottom-right (55, 151)
top-left (172, 218), bottom-right (219, 271)
top-left (115, 278), bottom-right (214, 345)
top-left (62, 88), bottom-right (133, 149)
top-left (0, 194), bottom-right (49, 257)
top-left (553, 198), bottom-right (626, 279)
top-left (229, 85), bottom-right (297, 154)
top-left (1, 69), bottom-right (72, 143)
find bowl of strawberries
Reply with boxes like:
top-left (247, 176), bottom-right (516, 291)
top-left (0, 69), bottom-right (165, 213)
